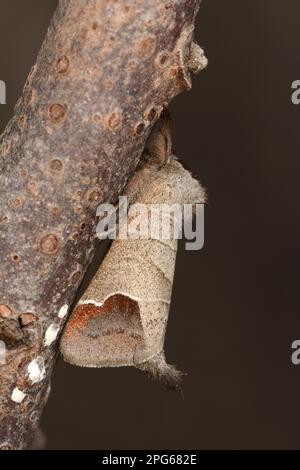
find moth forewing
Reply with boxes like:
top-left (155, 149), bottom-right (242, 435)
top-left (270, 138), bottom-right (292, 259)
top-left (60, 159), bottom-right (205, 389)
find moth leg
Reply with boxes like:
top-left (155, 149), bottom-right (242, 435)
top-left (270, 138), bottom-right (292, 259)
top-left (135, 352), bottom-right (184, 392)
top-left (32, 427), bottom-right (46, 450)
top-left (143, 107), bottom-right (173, 168)
top-left (122, 108), bottom-right (174, 206)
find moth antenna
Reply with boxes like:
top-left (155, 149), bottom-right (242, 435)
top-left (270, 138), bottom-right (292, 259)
top-left (135, 351), bottom-right (184, 392)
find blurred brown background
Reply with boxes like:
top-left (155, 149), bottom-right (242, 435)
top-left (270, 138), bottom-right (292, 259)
top-left (1, 0), bottom-right (300, 450)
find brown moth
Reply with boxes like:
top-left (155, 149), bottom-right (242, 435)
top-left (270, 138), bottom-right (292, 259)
top-left (60, 112), bottom-right (206, 390)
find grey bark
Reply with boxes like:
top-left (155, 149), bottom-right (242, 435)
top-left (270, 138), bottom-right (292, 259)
top-left (0, 0), bottom-right (201, 449)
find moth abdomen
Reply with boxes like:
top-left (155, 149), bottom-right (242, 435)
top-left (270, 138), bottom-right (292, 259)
top-left (135, 352), bottom-right (184, 392)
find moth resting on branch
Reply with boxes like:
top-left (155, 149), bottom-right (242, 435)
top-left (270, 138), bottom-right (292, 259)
top-left (60, 112), bottom-right (206, 390)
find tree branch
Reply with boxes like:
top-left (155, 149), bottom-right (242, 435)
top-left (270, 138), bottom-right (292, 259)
top-left (0, 0), bottom-right (202, 449)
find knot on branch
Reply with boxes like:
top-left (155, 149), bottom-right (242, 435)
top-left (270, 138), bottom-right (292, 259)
top-left (0, 307), bottom-right (40, 351)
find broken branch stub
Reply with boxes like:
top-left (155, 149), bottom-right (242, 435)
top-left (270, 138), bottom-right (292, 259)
top-left (0, 0), bottom-right (203, 449)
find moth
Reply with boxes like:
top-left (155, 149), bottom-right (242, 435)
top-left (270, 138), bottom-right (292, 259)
top-left (60, 111), bottom-right (206, 390)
